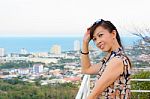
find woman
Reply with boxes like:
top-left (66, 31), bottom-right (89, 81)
top-left (81, 19), bottom-right (131, 99)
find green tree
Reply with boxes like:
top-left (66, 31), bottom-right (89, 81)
top-left (131, 71), bottom-right (150, 98)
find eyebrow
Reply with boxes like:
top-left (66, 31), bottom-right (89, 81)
top-left (93, 31), bottom-right (104, 38)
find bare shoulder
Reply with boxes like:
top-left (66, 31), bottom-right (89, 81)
top-left (108, 57), bottom-right (124, 65)
top-left (105, 57), bottom-right (124, 74)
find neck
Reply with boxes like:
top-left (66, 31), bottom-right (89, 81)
top-left (108, 39), bottom-right (121, 54)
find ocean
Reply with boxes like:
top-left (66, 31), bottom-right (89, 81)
top-left (0, 36), bottom-right (140, 54)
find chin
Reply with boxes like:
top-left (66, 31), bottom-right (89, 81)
top-left (102, 50), bottom-right (108, 52)
top-left (100, 48), bottom-right (106, 52)
top-left (100, 48), bottom-right (110, 52)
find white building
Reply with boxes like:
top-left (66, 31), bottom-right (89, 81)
top-left (48, 53), bottom-right (66, 58)
top-left (33, 52), bottom-right (48, 57)
top-left (29, 57), bottom-right (58, 64)
top-left (4, 56), bottom-right (28, 62)
top-left (33, 64), bottom-right (43, 74)
top-left (20, 48), bottom-right (28, 54)
top-left (0, 48), bottom-right (5, 57)
top-left (74, 40), bottom-right (80, 51)
top-left (18, 68), bottom-right (30, 75)
top-left (50, 44), bottom-right (61, 54)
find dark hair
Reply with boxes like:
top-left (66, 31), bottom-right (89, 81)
top-left (90, 19), bottom-right (132, 67)
top-left (90, 19), bottom-right (123, 49)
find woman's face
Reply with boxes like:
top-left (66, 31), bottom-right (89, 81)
top-left (92, 26), bottom-right (115, 52)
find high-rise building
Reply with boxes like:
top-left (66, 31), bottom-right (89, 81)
top-left (50, 44), bottom-right (61, 54)
top-left (0, 48), bottom-right (5, 57)
top-left (33, 64), bottom-right (43, 73)
top-left (20, 48), bottom-right (28, 54)
top-left (74, 40), bottom-right (80, 51)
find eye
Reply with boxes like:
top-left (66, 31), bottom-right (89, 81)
top-left (93, 38), bottom-right (96, 41)
top-left (98, 34), bottom-right (103, 37)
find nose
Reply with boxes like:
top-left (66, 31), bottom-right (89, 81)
top-left (95, 39), bottom-right (101, 46)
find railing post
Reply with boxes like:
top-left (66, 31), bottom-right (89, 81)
top-left (87, 75), bottom-right (90, 96)
top-left (75, 75), bottom-right (90, 99)
top-left (82, 75), bottom-right (90, 99)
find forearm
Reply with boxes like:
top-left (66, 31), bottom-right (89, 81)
top-left (87, 94), bottom-right (99, 99)
top-left (81, 41), bottom-right (91, 73)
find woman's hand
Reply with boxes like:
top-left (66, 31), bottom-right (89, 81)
top-left (83, 28), bottom-right (91, 44)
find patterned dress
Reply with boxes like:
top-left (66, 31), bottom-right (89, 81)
top-left (97, 48), bottom-right (131, 99)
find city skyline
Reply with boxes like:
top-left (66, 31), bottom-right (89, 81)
top-left (0, 0), bottom-right (150, 37)
top-left (0, 36), bottom-right (140, 54)
top-left (0, 40), bottom-right (81, 55)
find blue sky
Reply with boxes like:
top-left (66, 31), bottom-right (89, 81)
top-left (0, 0), bottom-right (150, 37)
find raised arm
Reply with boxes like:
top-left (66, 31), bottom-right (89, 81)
top-left (81, 29), bottom-right (102, 75)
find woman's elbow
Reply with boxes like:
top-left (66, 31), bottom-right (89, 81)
top-left (81, 68), bottom-right (87, 74)
top-left (81, 69), bottom-right (86, 74)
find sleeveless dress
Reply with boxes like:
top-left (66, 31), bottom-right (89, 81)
top-left (97, 48), bottom-right (131, 99)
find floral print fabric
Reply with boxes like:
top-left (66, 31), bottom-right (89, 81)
top-left (97, 48), bottom-right (131, 99)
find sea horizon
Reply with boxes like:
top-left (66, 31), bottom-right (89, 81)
top-left (0, 36), bottom-right (141, 54)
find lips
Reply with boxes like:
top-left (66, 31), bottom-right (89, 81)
top-left (97, 43), bottom-right (104, 49)
top-left (100, 44), bottom-right (104, 49)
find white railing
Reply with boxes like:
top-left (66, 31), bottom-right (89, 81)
top-left (131, 78), bottom-right (150, 93)
top-left (75, 75), bottom-right (90, 99)
top-left (76, 75), bottom-right (150, 99)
